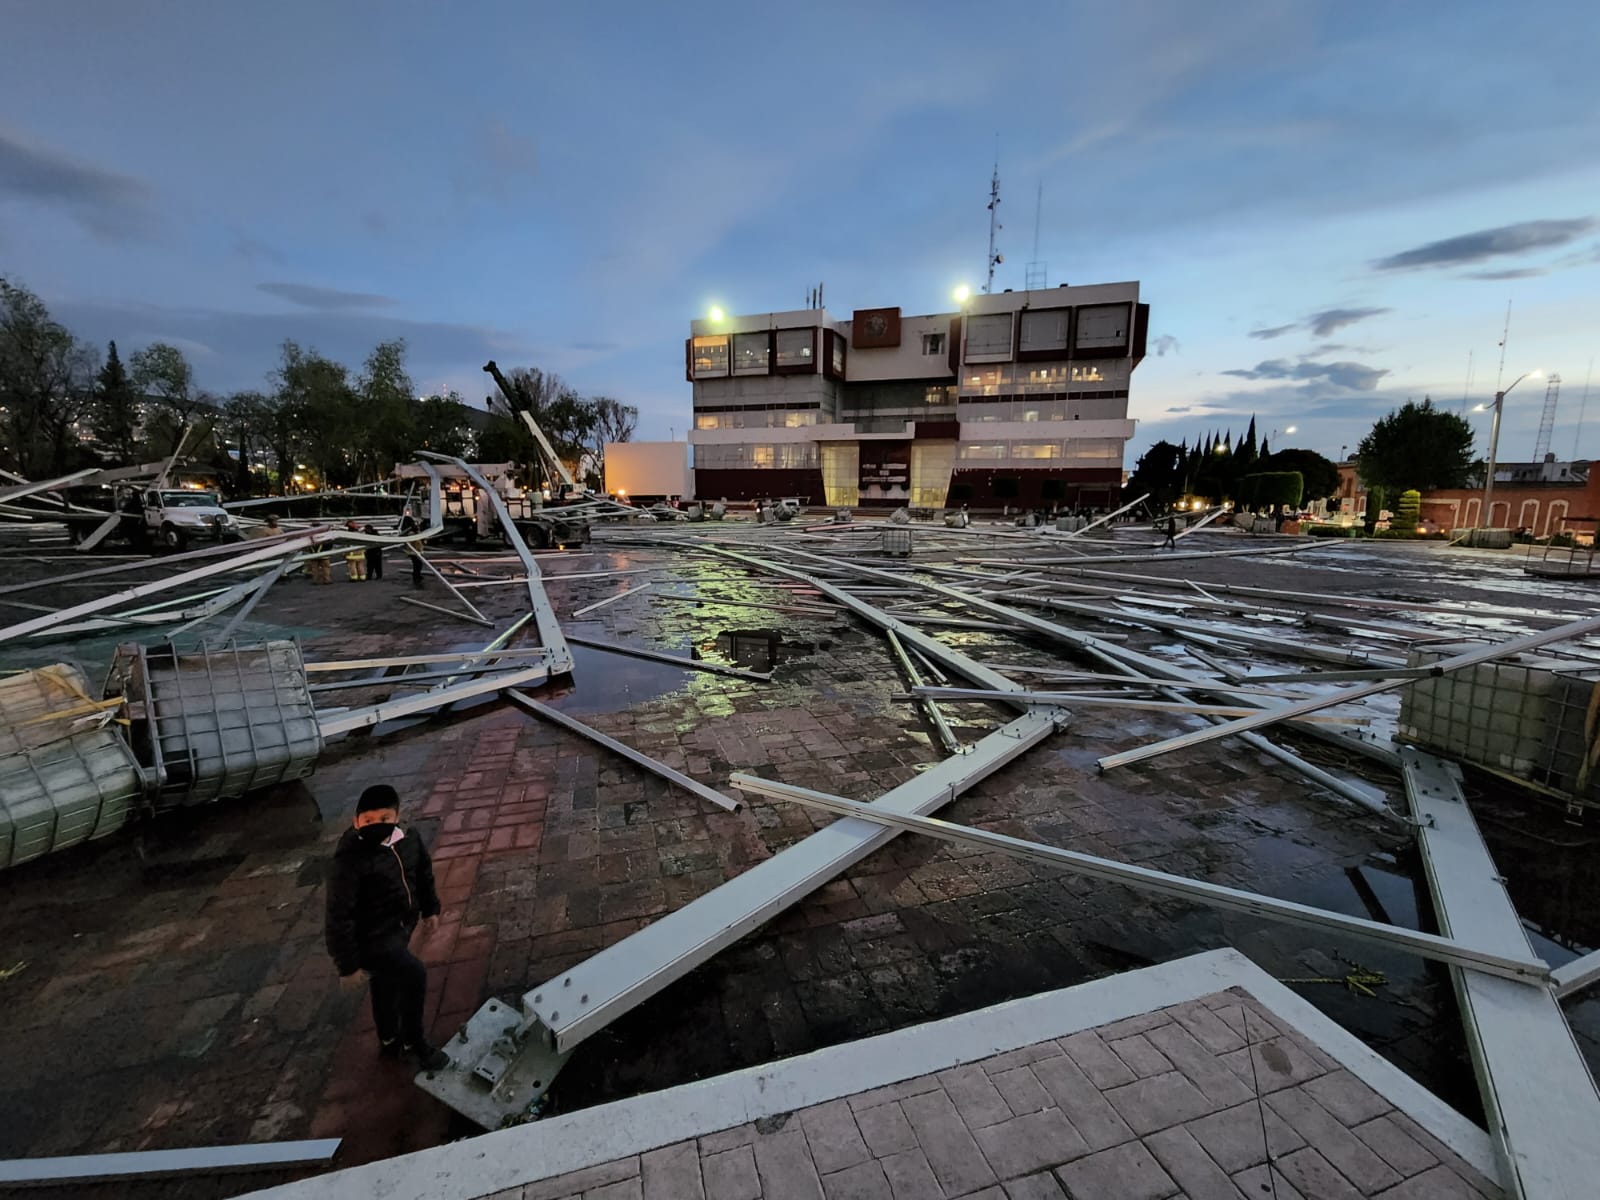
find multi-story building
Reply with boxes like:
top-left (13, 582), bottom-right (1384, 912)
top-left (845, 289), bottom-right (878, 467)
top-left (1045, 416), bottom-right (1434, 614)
top-left (685, 281), bottom-right (1147, 509)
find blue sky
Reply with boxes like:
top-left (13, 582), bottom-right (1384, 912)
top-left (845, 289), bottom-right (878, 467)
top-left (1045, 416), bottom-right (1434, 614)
top-left (2, 1), bottom-right (1597, 464)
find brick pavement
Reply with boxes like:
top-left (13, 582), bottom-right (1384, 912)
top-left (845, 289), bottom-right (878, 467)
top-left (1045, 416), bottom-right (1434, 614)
top-left (1, 542), bottom-right (1590, 1192)
top-left (469, 991), bottom-right (1501, 1200)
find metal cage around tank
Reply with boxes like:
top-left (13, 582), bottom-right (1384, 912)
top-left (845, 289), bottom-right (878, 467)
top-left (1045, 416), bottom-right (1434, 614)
top-left (105, 639), bottom-right (324, 810)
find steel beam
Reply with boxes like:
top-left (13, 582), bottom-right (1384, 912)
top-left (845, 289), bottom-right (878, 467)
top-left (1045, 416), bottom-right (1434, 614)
top-left (730, 773), bottom-right (1548, 985)
top-left (1401, 749), bottom-right (1600, 1199)
top-left (316, 664), bottom-right (550, 737)
top-left (1552, 950), bottom-right (1600, 1000)
top-left (1100, 612), bottom-right (1600, 772)
top-left (504, 691), bottom-right (740, 812)
top-left (565, 634), bottom-right (772, 682)
top-left (0, 1139), bottom-right (341, 1186)
top-left (571, 581), bottom-right (652, 617)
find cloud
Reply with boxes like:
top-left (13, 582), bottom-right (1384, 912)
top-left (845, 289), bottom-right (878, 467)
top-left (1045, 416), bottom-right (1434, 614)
top-left (1307, 307), bottom-right (1389, 337)
top-left (1373, 218), bottom-right (1595, 271)
top-left (233, 233), bottom-right (285, 265)
top-left (568, 339), bottom-right (620, 353)
top-left (257, 282), bottom-right (395, 310)
top-left (1153, 335), bottom-right (1180, 356)
top-left (1462, 267), bottom-right (1547, 281)
top-left (1223, 358), bottom-right (1389, 390)
top-left (1248, 323), bottom-right (1298, 340)
top-left (0, 124), bottom-right (155, 239)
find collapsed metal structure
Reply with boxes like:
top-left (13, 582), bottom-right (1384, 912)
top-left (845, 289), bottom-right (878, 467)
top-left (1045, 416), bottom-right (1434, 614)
top-left (5, 476), bottom-right (1600, 1198)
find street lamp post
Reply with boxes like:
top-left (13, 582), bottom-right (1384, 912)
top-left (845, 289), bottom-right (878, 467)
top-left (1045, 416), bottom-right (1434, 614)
top-left (1474, 371), bottom-right (1540, 534)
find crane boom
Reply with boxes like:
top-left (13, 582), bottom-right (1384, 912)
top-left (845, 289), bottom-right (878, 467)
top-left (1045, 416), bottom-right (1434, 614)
top-left (481, 361), bottom-right (577, 490)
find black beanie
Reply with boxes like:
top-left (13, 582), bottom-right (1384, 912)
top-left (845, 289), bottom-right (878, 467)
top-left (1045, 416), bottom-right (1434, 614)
top-left (357, 784), bottom-right (400, 814)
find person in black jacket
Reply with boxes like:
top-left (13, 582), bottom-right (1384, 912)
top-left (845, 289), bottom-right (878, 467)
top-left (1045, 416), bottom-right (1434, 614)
top-left (325, 784), bottom-right (450, 1070)
top-left (398, 505), bottom-right (424, 584)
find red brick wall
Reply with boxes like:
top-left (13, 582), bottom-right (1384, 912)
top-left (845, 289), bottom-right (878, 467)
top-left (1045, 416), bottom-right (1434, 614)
top-left (1418, 483), bottom-right (1589, 536)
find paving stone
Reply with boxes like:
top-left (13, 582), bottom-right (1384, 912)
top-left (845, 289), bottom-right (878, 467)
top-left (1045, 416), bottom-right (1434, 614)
top-left (1103, 1070), bottom-right (1217, 1137)
top-left (642, 1140), bottom-right (705, 1200)
top-left (990, 1065), bottom-right (1052, 1116)
top-left (1232, 1162), bottom-right (1306, 1200)
top-left (1108, 1033), bottom-right (1173, 1079)
top-left (585, 1179), bottom-right (643, 1200)
top-left (1219, 1036), bottom-right (1327, 1094)
top-left (700, 1123), bottom-right (757, 1154)
top-left (1169, 999), bottom-right (1248, 1054)
top-left (900, 1087), bottom-right (998, 1196)
top-left (847, 1073), bottom-right (943, 1113)
top-left (702, 1146), bottom-right (761, 1200)
top-left (980, 1043), bottom-right (1064, 1076)
top-left (1092, 1010), bottom-right (1174, 1041)
top-left (878, 1148), bottom-right (942, 1200)
top-left (1303, 1070), bottom-right (1393, 1127)
top-left (1031, 1052), bottom-right (1136, 1151)
top-left (1144, 1126), bottom-right (1248, 1200)
top-left (1145, 1021), bottom-right (1254, 1106)
top-left (1351, 1114), bottom-right (1439, 1178)
top-left (1372, 1164), bottom-right (1497, 1198)
top-left (1185, 1099), bottom-right (1306, 1173)
top-left (1002, 1173), bottom-right (1067, 1199)
top-left (1272, 1146), bottom-right (1364, 1200)
top-left (752, 1127), bottom-right (824, 1200)
top-left (800, 1098), bottom-right (872, 1173)
top-left (1267, 1088), bottom-right (1402, 1194)
top-left (524, 1157), bottom-right (641, 1200)
top-left (1385, 1112), bottom-right (1500, 1193)
top-left (1058, 1031), bottom-right (1136, 1089)
top-left (854, 1101), bottom-right (918, 1156)
top-left (1053, 1140), bottom-right (1176, 1200)
top-left (820, 1159), bottom-right (894, 1200)
top-left (939, 1062), bottom-right (1015, 1128)
top-left (974, 1106), bottom-right (1088, 1179)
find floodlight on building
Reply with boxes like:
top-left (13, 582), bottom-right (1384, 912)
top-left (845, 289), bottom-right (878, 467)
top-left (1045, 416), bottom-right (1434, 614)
top-left (953, 285), bottom-right (971, 304)
top-left (709, 305), bottom-right (725, 322)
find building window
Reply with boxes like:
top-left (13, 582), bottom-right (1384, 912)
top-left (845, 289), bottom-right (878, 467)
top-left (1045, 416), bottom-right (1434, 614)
top-left (965, 313), bottom-right (1013, 360)
top-left (1019, 308), bottom-right (1070, 354)
top-left (1070, 364), bottom-right (1104, 382)
top-left (921, 332), bottom-right (945, 355)
top-left (783, 410), bottom-right (817, 428)
top-left (751, 445), bottom-right (775, 468)
top-left (924, 386), bottom-right (955, 405)
top-left (694, 414), bottom-right (720, 430)
top-left (776, 328), bottom-right (814, 368)
top-left (1011, 442), bottom-right (1061, 460)
top-left (777, 443), bottom-right (816, 469)
top-left (959, 443), bottom-right (1006, 460)
top-left (1065, 438), bottom-right (1121, 460)
top-left (831, 332), bottom-right (846, 376)
top-left (1075, 304), bottom-right (1128, 351)
top-left (732, 332), bottom-right (770, 375)
top-left (692, 335), bottom-right (729, 378)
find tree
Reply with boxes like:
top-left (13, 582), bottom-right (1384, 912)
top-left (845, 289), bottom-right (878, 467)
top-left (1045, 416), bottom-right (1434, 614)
top-left (1394, 489), bottom-right (1422, 533)
top-left (1238, 471), bottom-right (1304, 511)
top-left (221, 391), bottom-right (270, 496)
top-left (353, 339), bottom-right (417, 480)
top-left (585, 395), bottom-right (638, 483)
top-left (1258, 447), bottom-right (1339, 502)
top-left (131, 342), bottom-right (215, 459)
top-left (1124, 439), bottom-right (1187, 508)
top-left (415, 391), bottom-right (473, 457)
top-left (271, 340), bottom-right (356, 488)
top-left (93, 340), bottom-right (141, 464)
top-left (0, 277), bottom-right (97, 476)
top-left (1357, 398), bottom-right (1474, 494)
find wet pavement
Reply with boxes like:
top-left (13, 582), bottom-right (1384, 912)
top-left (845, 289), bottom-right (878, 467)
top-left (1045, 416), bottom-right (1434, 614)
top-left (1, 531), bottom-right (1597, 1196)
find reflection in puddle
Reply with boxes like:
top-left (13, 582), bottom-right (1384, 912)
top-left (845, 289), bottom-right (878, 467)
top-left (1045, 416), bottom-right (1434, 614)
top-left (712, 628), bottom-right (817, 673)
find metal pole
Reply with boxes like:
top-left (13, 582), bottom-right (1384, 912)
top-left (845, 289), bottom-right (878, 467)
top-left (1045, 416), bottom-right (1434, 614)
top-left (1482, 390), bottom-right (1505, 532)
top-left (728, 773), bottom-right (1548, 985)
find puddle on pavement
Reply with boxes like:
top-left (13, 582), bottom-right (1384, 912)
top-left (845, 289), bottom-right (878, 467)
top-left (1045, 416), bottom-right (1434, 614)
top-left (709, 628), bottom-right (819, 673)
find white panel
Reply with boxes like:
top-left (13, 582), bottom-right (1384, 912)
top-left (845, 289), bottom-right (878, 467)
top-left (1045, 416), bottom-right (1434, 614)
top-left (1019, 308), bottom-right (1070, 354)
top-left (965, 313), bottom-right (1014, 360)
top-left (604, 442), bottom-right (688, 497)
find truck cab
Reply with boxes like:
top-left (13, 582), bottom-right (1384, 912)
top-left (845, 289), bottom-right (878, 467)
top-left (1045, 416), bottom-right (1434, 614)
top-left (136, 487), bottom-right (236, 549)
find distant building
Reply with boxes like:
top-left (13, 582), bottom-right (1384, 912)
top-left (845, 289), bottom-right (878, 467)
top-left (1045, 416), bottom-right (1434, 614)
top-left (1465, 453), bottom-right (1590, 488)
top-left (685, 282), bottom-right (1148, 509)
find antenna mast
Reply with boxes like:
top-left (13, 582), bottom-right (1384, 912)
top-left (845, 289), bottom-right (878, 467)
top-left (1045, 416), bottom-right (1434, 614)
top-left (1460, 348), bottom-right (1474, 415)
top-left (984, 157), bottom-right (1003, 293)
top-left (1574, 359), bottom-right (1594, 460)
top-left (1533, 375), bottom-right (1562, 461)
top-left (1494, 300), bottom-right (1512, 395)
top-left (1025, 180), bottom-right (1047, 291)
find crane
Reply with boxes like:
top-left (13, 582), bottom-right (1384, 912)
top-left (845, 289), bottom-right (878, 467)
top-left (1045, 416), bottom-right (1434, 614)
top-left (482, 361), bottom-right (579, 494)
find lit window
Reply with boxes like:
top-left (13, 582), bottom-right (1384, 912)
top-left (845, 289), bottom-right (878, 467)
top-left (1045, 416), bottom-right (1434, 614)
top-left (1011, 442), bottom-right (1061, 459)
top-left (959, 443), bottom-right (1006, 460)
top-left (776, 328), bottom-right (814, 367)
top-left (692, 335), bottom-right (729, 378)
top-left (831, 333), bottom-right (846, 376)
top-left (777, 444), bottom-right (816, 468)
top-left (1070, 364), bottom-right (1104, 382)
top-left (924, 386), bottom-right (954, 405)
top-left (695, 414), bottom-right (720, 430)
top-left (783, 410), bottom-right (816, 427)
top-left (1020, 409), bottom-right (1040, 422)
top-left (733, 332), bottom-right (770, 375)
top-left (921, 332), bottom-right (945, 355)
top-left (751, 445), bottom-right (775, 467)
top-left (1019, 308), bottom-right (1069, 354)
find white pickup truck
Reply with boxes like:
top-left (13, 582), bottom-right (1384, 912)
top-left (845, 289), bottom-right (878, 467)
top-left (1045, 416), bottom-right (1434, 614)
top-left (128, 487), bottom-right (238, 549)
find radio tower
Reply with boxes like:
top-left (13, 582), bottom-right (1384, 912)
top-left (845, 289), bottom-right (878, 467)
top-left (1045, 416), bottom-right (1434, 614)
top-left (1533, 374), bottom-right (1562, 461)
top-left (1025, 181), bottom-right (1048, 291)
top-left (984, 159), bottom-right (1003, 293)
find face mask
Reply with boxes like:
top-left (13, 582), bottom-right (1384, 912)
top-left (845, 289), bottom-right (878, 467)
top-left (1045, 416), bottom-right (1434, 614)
top-left (359, 821), bottom-right (398, 844)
